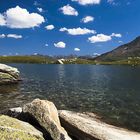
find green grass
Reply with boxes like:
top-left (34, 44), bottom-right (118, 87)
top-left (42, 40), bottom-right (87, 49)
top-left (0, 56), bottom-right (55, 64)
top-left (95, 57), bottom-right (140, 65)
top-left (1, 56), bottom-right (140, 65)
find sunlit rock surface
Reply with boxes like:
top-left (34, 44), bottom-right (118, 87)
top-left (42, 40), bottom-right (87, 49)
top-left (59, 110), bottom-right (140, 140)
top-left (23, 99), bottom-right (72, 140)
top-left (0, 115), bottom-right (45, 140)
top-left (0, 63), bottom-right (20, 84)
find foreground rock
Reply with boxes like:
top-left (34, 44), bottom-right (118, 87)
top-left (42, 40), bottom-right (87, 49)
top-left (0, 63), bottom-right (20, 84)
top-left (59, 110), bottom-right (140, 140)
top-left (23, 99), bottom-right (72, 140)
top-left (0, 115), bottom-right (44, 140)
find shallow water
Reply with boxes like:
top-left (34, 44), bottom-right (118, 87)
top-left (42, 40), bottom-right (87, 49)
top-left (0, 64), bottom-right (140, 131)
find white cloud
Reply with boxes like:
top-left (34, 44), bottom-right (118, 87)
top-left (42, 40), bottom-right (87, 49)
top-left (34, 1), bottom-right (40, 6)
top-left (60, 4), bottom-right (78, 16)
top-left (74, 48), bottom-right (80, 51)
top-left (0, 34), bottom-right (22, 39)
top-left (72, 0), bottom-right (101, 5)
top-left (45, 43), bottom-right (48, 47)
top-left (0, 14), bottom-right (6, 26)
top-left (88, 33), bottom-right (122, 43)
top-left (107, 0), bottom-right (114, 4)
top-left (107, 0), bottom-right (119, 6)
top-left (88, 34), bottom-right (112, 43)
top-left (45, 25), bottom-right (55, 30)
top-left (93, 53), bottom-right (100, 56)
top-left (0, 34), bottom-right (6, 38)
top-left (60, 27), bottom-right (96, 35)
top-left (111, 33), bottom-right (122, 38)
top-left (37, 7), bottom-right (43, 12)
top-left (54, 41), bottom-right (66, 48)
top-left (118, 40), bottom-right (123, 43)
top-left (7, 34), bottom-right (22, 39)
top-left (81, 16), bottom-right (94, 23)
top-left (0, 6), bottom-right (45, 29)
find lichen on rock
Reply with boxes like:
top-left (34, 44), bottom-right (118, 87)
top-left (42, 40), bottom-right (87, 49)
top-left (0, 115), bottom-right (45, 140)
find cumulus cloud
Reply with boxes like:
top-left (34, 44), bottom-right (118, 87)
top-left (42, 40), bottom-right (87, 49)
top-left (88, 33), bottom-right (122, 43)
top-left (0, 14), bottom-right (6, 26)
top-left (0, 6), bottom-right (45, 28)
top-left (71, 0), bottom-right (101, 5)
top-left (45, 43), bottom-right (48, 47)
top-left (45, 25), bottom-right (55, 30)
top-left (0, 34), bottom-right (22, 39)
top-left (88, 34), bottom-right (112, 43)
top-left (0, 34), bottom-right (6, 38)
top-left (60, 4), bottom-right (78, 16)
top-left (111, 33), bottom-right (122, 37)
top-left (81, 16), bottom-right (94, 23)
top-left (74, 48), bottom-right (80, 51)
top-left (7, 34), bottom-right (22, 39)
top-left (37, 7), bottom-right (43, 12)
top-left (60, 27), bottom-right (96, 35)
top-left (54, 41), bottom-right (66, 48)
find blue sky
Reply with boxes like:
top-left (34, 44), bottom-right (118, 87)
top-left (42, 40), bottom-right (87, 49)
top-left (0, 0), bottom-right (140, 56)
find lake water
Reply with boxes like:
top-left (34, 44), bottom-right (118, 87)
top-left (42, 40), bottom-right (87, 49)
top-left (0, 64), bottom-right (140, 132)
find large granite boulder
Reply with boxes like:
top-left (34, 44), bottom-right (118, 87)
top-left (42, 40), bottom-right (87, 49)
top-left (23, 99), bottom-right (72, 140)
top-left (59, 110), bottom-right (140, 140)
top-left (0, 63), bottom-right (20, 84)
top-left (0, 115), bottom-right (45, 140)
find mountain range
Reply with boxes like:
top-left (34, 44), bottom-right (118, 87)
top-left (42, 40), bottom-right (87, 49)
top-left (94, 36), bottom-right (140, 62)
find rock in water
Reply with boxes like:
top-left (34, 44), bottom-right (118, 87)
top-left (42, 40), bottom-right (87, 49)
top-left (0, 115), bottom-right (45, 140)
top-left (0, 63), bottom-right (20, 84)
top-left (23, 99), bottom-right (72, 140)
top-left (59, 110), bottom-right (140, 140)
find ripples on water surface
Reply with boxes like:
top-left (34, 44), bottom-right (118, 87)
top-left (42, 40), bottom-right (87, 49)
top-left (0, 64), bottom-right (140, 132)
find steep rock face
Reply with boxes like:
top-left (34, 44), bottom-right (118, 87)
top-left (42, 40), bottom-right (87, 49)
top-left (23, 99), bottom-right (72, 140)
top-left (0, 115), bottom-right (45, 140)
top-left (59, 110), bottom-right (140, 140)
top-left (0, 64), bottom-right (20, 84)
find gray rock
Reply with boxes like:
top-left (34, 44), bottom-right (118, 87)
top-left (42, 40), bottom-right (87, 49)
top-left (59, 110), bottom-right (140, 140)
top-left (4, 107), bottom-right (23, 118)
top-left (0, 63), bottom-right (20, 84)
top-left (23, 99), bottom-right (72, 140)
top-left (0, 115), bottom-right (45, 140)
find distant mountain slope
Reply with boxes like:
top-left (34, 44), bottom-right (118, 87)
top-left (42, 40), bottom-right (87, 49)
top-left (94, 36), bottom-right (140, 62)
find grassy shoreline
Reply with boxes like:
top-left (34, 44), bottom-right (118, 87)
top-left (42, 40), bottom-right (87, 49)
top-left (0, 55), bottom-right (140, 65)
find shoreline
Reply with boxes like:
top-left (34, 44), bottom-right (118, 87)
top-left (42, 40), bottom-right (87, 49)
top-left (1, 99), bottom-right (140, 140)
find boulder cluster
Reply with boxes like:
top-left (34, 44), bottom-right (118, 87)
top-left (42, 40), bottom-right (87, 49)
top-left (1, 98), bottom-right (140, 140)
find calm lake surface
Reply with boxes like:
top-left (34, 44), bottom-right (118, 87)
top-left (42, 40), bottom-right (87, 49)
top-left (0, 64), bottom-right (140, 131)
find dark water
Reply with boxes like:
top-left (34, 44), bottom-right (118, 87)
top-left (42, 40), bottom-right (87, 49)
top-left (0, 64), bottom-right (140, 132)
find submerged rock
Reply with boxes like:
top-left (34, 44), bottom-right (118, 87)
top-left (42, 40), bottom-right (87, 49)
top-left (23, 99), bottom-right (72, 140)
top-left (0, 63), bottom-right (20, 84)
top-left (0, 115), bottom-right (45, 140)
top-left (59, 110), bottom-right (140, 140)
